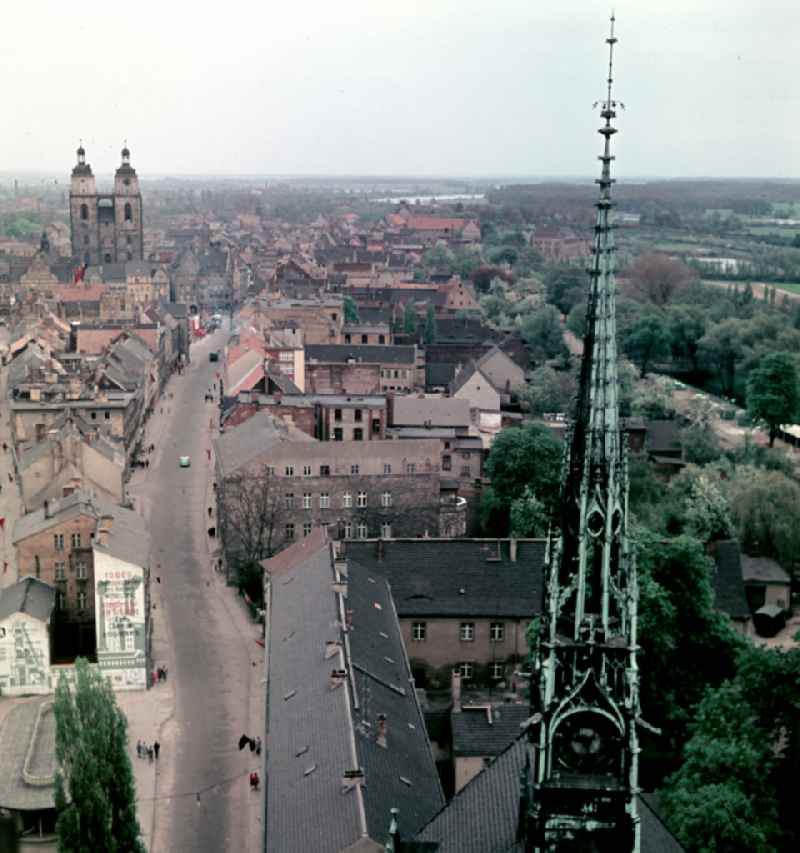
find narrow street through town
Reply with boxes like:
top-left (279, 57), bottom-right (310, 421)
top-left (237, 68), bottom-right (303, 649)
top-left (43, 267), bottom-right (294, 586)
top-left (129, 323), bottom-right (264, 853)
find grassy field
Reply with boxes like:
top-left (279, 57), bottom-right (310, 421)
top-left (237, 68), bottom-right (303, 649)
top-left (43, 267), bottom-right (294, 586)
top-left (773, 282), bottom-right (800, 295)
top-left (748, 224), bottom-right (800, 239)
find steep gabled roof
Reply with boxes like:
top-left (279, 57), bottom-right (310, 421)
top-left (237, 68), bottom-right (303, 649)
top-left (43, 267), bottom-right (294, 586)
top-left (263, 533), bottom-right (443, 853)
top-left (0, 577), bottom-right (56, 623)
top-left (346, 540), bottom-right (545, 619)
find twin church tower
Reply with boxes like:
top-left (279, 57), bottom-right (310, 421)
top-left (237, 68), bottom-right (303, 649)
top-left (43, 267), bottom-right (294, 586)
top-left (69, 145), bottom-right (143, 266)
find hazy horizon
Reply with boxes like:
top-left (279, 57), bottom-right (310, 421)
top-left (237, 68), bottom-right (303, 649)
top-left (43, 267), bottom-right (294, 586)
top-left (2, 0), bottom-right (797, 179)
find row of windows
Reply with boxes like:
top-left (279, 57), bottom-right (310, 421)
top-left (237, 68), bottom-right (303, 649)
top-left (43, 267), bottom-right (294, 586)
top-left (53, 561), bottom-right (88, 581)
top-left (411, 621), bottom-right (506, 642)
top-left (285, 522), bottom-right (392, 540)
top-left (79, 202), bottom-right (134, 221)
top-left (284, 491), bottom-right (393, 510)
top-left (54, 533), bottom-right (85, 550)
top-left (344, 333), bottom-right (387, 344)
top-left (379, 369), bottom-right (410, 379)
top-left (55, 589), bottom-right (89, 610)
top-left (456, 661), bottom-right (505, 681)
top-left (279, 463), bottom-right (419, 477)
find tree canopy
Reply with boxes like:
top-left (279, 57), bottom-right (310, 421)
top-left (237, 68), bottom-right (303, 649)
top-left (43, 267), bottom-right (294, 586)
top-left (343, 295), bottom-right (360, 324)
top-left (54, 659), bottom-right (146, 853)
top-left (520, 305), bottom-right (568, 364)
top-left (481, 423), bottom-right (563, 535)
top-left (746, 351), bottom-right (800, 446)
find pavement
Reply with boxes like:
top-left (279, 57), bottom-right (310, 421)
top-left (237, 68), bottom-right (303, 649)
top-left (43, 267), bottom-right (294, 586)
top-left (126, 322), bottom-right (265, 853)
top-left (0, 340), bottom-right (21, 589)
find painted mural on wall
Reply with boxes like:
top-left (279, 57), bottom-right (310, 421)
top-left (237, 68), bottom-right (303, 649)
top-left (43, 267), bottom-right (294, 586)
top-left (94, 560), bottom-right (147, 690)
top-left (0, 617), bottom-right (51, 695)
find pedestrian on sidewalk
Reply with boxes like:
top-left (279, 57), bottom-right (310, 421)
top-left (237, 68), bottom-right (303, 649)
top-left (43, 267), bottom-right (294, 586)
top-left (255, 736), bottom-right (262, 756)
top-left (136, 739), bottom-right (143, 758)
top-left (207, 506), bottom-right (213, 518)
top-left (163, 665), bottom-right (168, 681)
top-left (249, 771), bottom-right (260, 791)
top-left (2, 442), bottom-right (6, 453)
top-left (147, 745), bottom-right (154, 762)
top-left (154, 741), bottom-right (160, 760)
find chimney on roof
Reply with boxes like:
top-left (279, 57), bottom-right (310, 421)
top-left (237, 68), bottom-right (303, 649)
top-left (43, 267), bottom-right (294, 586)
top-left (96, 514), bottom-right (114, 546)
top-left (510, 538), bottom-right (518, 562)
top-left (376, 714), bottom-right (388, 749)
top-left (324, 639), bottom-right (342, 660)
top-left (451, 669), bottom-right (462, 711)
top-left (329, 668), bottom-right (347, 690)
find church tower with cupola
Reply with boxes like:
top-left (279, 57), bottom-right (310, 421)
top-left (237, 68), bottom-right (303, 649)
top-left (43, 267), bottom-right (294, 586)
top-left (68, 144), bottom-right (144, 266)
top-left (522, 16), bottom-right (641, 852)
top-left (113, 145), bottom-right (144, 262)
top-left (69, 144), bottom-right (99, 266)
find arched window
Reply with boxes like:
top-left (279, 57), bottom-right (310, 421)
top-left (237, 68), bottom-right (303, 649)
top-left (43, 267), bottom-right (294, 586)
top-left (80, 203), bottom-right (88, 221)
top-left (124, 203), bottom-right (132, 222)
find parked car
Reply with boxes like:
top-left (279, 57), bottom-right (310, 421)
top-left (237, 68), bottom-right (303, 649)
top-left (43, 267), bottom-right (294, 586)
top-left (179, 456), bottom-right (191, 468)
top-left (209, 351), bottom-right (219, 362)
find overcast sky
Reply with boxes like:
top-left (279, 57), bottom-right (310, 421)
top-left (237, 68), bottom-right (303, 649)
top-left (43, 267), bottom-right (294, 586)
top-left (2, 0), bottom-right (797, 178)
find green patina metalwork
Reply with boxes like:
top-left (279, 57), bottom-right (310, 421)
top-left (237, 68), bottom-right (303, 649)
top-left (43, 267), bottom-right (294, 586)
top-left (525, 16), bottom-right (642, 852)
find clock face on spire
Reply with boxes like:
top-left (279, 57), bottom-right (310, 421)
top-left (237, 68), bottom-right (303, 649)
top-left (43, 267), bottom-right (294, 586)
top-left (553, 712), bottom-right (622, 776)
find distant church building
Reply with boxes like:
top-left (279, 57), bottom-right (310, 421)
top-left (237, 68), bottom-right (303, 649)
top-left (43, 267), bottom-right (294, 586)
top-left (69, 145), bottom-right (143, 265)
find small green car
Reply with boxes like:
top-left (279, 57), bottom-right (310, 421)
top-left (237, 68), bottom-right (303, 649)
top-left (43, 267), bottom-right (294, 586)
top-left (179, 456), bottom-right (191, 468)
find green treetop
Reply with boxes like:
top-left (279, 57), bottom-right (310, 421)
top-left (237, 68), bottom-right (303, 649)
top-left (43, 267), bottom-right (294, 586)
top-left (746, 351), bottom-right (800, 446)
top-left (54, 658), bottom-right (146, 853)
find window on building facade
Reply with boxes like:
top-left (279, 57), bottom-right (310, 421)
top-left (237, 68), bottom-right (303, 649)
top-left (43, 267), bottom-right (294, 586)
top-left (334, 428), bottom-right (343, 441)
top-left (54, 534), bottom-right (64, 551)
top-left (406, 463), bottom-right (416, 474)
top-left (490, 662), bottom-right (505, 680)
top-left (76, 562), bottom-right (87, 580)
top-left (361, 334), bottom-right (368, 344)
top-left (383, 463), bottom-right (392, 474)
top-left (78, 591), bottom-right (87, 610)
top-left (412, 621), bottom-right (427, 641)
top-left (344, 334), bottom-right (351, 344)
top-left (55, 562), bottom-right (66, 581)
top-left (461, 465), bottom-right (471, 477)
top-left (357, 491), bottom-right (367, 508)
top-left (350, 464), bottom-right (360, 474)
top-left (80, 203), bottom-right (88, 220)
top-left (381, 491), bottom-right (392, 507)
top-left (124, 202), bottom-right (133, 222)
top-left (303, 493), bottom-right (312, 509)
top-left (57, 589), bottom-right (66, 610)
top-left (303, 522), bottom-right (312, 537)
top-left (343, 492), bottom-right (353, 508)
top-left (460, 622), bottom-right (475, 642)
top-left (343, 522), bottom-right (353, 539)
top-left (459, 661), bottom-right (474, 680)
top-left (354, 409), bottom-right (362, 422)
top-left (319, 492), bottom-right (330, 509)
top-left (490, 622), bottom-right (505, 642)
top-left (353, 428), bottom-right (363, 441)
top-left (320, 465), bottom-right (330, 476)
top-left (284, 493), bottom-right (295, 509)
top-left (442, 455), bottom-right (452, 471)
top-left (303, 465), bottom-right (312, 477)
top-left (71, 532), bottom-right (81, 549)
top-left (285, 465), bottom-right (294, 476)
top-left (285, 523), bottom-right (295, 540)
top-left (334, 409), bottom-right (342, 421)
top-left (356, 523), bottom-right (368, 539)
top-left (372, 418), bottom-right (381, 434)
top-left (379, 334), bottom-right (385, 344)
top-left (380, 523), bottom-right (392, 539)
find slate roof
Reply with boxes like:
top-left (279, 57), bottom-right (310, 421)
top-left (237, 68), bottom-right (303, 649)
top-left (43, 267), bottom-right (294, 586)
top-left (425, 362), bottom-right (457, 389)
top-left (213, 410), bottom-right (289, 477)
top-left (306, 344), bottom-right (416, 365)
top-left (713, 540), bottom-right (752, 621)
top-left (263, 533), bottom-right (443, 853)
top-left (646, 420), bottom-right (682, 456)
top-left (740, 554), bottom-right (791, 585)
top-left (0, 700), bottom-right (57, 812)
top-left (346, 540), bottom-right (545, 619)
top-left (451, 705), bottom-right (529, 757)
top-left (417, 735), bottom-right (686, 853)
top-left (0, 577), bottom-right (56, 623)
top-left (93, 503), bottom-right (150, 569)
top-left (391, 396), bottom-right (471, 428)
top-left (449, 360), bottom-right (483, 396)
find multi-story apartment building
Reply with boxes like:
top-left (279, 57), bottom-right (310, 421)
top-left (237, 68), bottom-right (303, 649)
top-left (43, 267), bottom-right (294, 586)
top-left (214, 412), bottom-right (447, 562)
